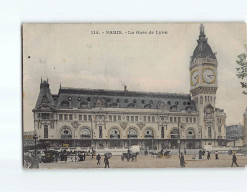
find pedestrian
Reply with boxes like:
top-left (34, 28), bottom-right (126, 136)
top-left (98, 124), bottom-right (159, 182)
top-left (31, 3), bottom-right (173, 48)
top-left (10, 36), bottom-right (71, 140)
top-left (231, 153), bottom-right (239, 167)
top-left (84, 152), bottom-right (86, 161)
top-left (96, 154), bottom-right (101, 165)
top-left (198, 150), bottom-right (202, 159)
top-left (104, 154), bottom-right (110, 168)
top-left (91, 150), bottom-right (94, 159)
top-left (215, 151), bottom-right (219, 160)
top-left (207, 151), bottom-right (211, 160)
top-left (180, 153), bottom-right (186, 168)
top-left (184, 148), bottom-right (186, 155)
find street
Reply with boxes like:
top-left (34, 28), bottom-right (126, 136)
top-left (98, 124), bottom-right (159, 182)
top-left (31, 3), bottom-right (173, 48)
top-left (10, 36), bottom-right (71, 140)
top-left (39, 154), bottom-right (247, 169)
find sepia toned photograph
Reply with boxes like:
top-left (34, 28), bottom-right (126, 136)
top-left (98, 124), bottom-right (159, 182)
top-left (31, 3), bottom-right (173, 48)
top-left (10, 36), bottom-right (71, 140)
top-left (22, 23), bottom-right (247, 169)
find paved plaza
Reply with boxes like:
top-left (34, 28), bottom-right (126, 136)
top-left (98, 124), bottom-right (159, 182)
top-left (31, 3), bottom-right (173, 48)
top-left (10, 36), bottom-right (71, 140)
top-left (39, 154), bottom-right (247, 169)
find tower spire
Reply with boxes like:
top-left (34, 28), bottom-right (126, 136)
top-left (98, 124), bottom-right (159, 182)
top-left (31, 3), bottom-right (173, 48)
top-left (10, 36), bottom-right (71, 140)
top-left (200, 24), bottom-right (205, 35)
top-left (199, 24), bottom-right (206, 41)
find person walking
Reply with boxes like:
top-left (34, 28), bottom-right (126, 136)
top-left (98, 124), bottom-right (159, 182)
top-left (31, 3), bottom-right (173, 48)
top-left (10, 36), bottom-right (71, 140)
top-left (184, 148), bottom-right (186, 155)
top-left (231, 153), bottom-right (239, 167)
top-left (180, 153), bottom-right (186, 168)
top-left (104, 154), bottom-right (110, 168)
top-left (207, 151), bottom-right (211, 160)
top-left (96, 154), bottom-right (101, 165)
top-left (215, 151), bottom-right (219, 160)
top-left (198, 150), bottom-right (202, 159)
top-left (83, 152), bottom-right (86, 161)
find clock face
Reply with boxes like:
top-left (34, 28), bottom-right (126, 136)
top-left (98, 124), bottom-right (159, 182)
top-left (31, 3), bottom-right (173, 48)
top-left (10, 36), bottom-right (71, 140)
top-left (203, 69), bottom-right (215, 84)
top-left (191, 70), bottom-right (199, 86)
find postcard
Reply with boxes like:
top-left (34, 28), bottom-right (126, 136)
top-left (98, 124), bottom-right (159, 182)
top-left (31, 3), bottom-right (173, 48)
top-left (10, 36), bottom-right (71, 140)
top-left (22, 23), bottom-right (247, 169)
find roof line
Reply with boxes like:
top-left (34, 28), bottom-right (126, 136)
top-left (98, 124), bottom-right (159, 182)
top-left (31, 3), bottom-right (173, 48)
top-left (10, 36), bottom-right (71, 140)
top-left (59, 87), bottom-right (191, 97)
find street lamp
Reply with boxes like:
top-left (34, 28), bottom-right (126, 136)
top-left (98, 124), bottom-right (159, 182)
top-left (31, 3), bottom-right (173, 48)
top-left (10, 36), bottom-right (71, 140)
top-left (31, 130), bottom-right (39, 168)
top-left (91, 118), bottom-right (94, 158)
top-left (177, 119), bottom-right (185, 157)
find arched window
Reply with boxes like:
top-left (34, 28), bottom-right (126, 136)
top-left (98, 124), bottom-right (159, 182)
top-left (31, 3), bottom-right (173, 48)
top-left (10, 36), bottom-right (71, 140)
top-left (110, 129), bottom-right (120, 139)
top-left (61, 128), bottom-right (72, 139)
top-left (144, 129), bottom-right (153, 138)
top-left (170, 129), bottom-right (178, 139)
top-left (186, 129), bottom-right (195, 139)
top-left (128, 128), bottom-right (137, 138)
top-left (80, 128), bottom-right (91, 139)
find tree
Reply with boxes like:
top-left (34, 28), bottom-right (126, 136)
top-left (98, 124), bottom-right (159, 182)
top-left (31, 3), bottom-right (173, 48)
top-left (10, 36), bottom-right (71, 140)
top-left (236, 50), bottom-right (247, 95)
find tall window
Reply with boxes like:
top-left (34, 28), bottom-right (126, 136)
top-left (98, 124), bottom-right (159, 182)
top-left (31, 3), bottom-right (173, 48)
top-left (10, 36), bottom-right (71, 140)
top-left (109, 115), bottom-right (112, 121)
top-left (152, 116), bottom-right (155, 122)
top-left (99, 126), bottom-right (102, 138)
top-left (44, 125), bottom-right (48, 138)
top-left (218, 126), bottom-right (221, 134)
top-left (174, 117), bottom-right (177, 123)
top-left (79, 115), bottom-right (82, 121)
top-left (64, 114), bottom-right (68, 121)
top-left (84, 115), bottom-right (87, 121)
top-left (118, 115), bottom-right (121, 121)
top-left (170, 117), bottom-right (173, 123)
top-left (161, 127), bottom-right (164, 138)
top-left (208, 127), bottom-right (212, 138)
top-left (131, 116), bottom-right (134, 122)
top-left (143, 116), bottom-right (146, 122)
top-left (113, 115), bottom-right (117, 121)
top-left (135, 116), bottom-right (138, 122)
top-left (69, 114), bottom-right (73, 120)
top-left (59, 114), bottom-right (63, 121)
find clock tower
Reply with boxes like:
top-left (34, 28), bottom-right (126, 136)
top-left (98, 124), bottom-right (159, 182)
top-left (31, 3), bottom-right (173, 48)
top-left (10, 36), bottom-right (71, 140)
top-left (190, 24), bottom-right (218, 145)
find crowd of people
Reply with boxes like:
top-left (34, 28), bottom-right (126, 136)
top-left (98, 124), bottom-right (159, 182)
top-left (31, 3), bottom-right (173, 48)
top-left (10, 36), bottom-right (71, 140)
top-left (179, 148), bottom-right (239, 168)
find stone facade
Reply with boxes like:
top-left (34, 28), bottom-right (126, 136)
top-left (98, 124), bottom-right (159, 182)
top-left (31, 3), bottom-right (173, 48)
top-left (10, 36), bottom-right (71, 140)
top-left (32, 24), bottom-right (227, 150)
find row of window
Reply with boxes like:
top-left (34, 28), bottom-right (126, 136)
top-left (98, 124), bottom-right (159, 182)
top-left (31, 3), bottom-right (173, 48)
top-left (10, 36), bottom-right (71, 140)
top-left (64, 96), bottom-right (191, 106)
top-left (43, 125), bottom-right (196, 139)
top-left (58, 114), bottom-right (197, 123)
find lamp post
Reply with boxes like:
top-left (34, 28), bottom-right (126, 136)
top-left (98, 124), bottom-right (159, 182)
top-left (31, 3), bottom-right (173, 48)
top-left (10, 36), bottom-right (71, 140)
top-left (200, 126), bottom-right (203, 149)
top-left (31, 130), bottom-right (39, 168)
top-left (91, 118), bottom-right (94, 158)
top-left (177, 119), bottom-right (184, 158)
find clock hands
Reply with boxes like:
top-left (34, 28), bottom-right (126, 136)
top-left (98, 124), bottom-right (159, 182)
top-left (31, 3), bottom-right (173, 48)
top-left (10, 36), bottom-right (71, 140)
top-left (207, 74), bottom-right (214, 79)
top-left (194, 75), bottom-right (198, 80)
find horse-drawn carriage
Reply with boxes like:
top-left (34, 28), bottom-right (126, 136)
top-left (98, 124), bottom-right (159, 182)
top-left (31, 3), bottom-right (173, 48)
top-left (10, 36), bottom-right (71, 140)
top-left (151, 149), bottom-right (171, 158)
top-left (122, 150), bottom-right (138, 161)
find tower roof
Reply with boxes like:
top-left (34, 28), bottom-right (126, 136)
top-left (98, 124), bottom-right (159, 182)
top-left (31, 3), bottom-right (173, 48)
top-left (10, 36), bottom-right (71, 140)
top-left (191, 24), bottom-right (216, 62)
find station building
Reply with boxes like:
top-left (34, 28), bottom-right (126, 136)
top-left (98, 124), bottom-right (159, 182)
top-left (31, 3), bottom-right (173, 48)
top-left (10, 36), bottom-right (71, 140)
top-left (32, 25), bottom-right (227, 150)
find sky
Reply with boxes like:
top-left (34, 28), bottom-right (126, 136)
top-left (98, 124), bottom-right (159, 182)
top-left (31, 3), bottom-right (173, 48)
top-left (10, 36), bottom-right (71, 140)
top-left (23, 23), bottom-right (247, 131)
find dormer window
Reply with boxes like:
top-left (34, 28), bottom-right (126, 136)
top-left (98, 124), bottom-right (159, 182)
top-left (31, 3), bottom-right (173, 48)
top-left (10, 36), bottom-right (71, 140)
top-left (61, 101), bottom-right (69, 108)
top-left (68, 97), bottom-right (72, 101)
top-left (78, 97), bottom-right (81, 101)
